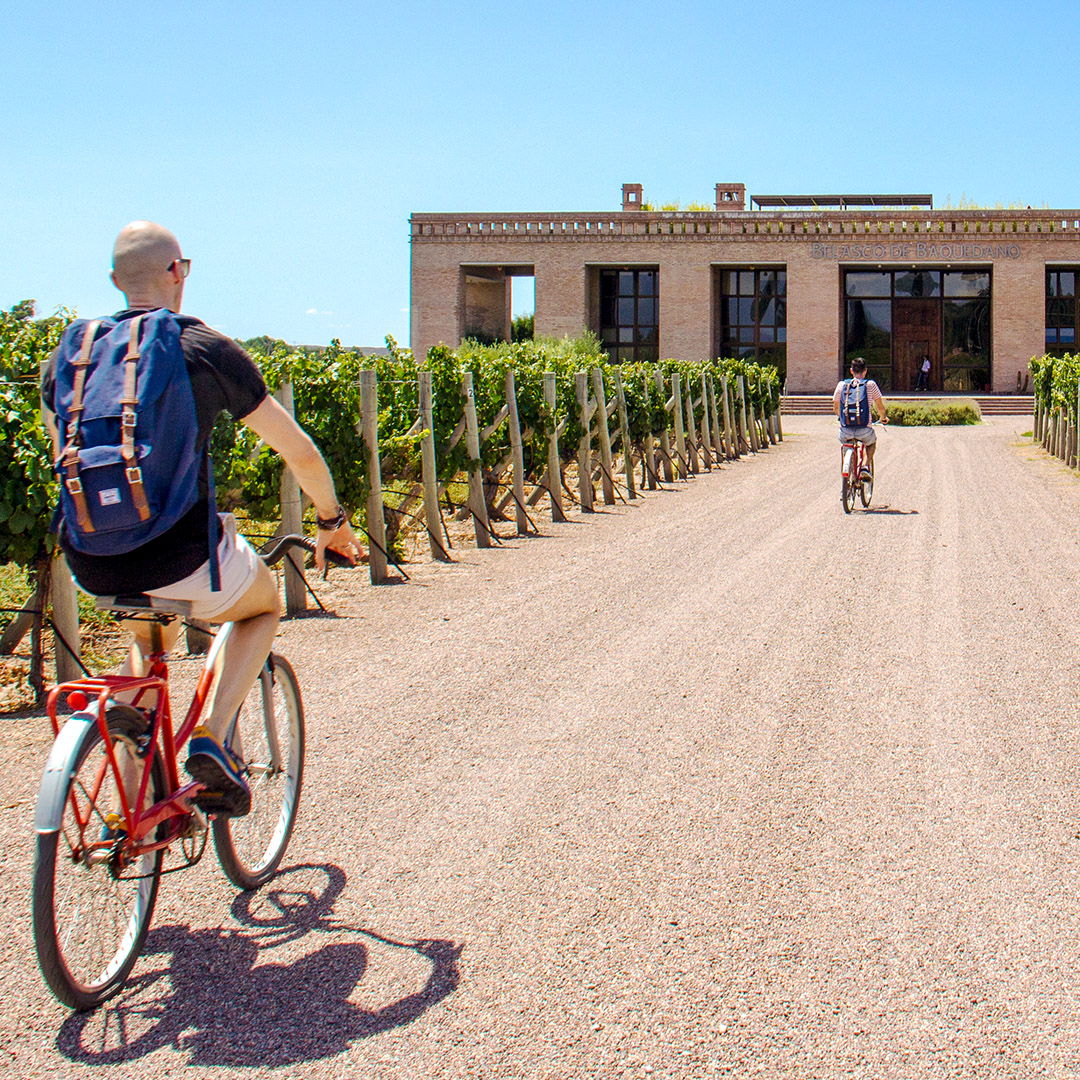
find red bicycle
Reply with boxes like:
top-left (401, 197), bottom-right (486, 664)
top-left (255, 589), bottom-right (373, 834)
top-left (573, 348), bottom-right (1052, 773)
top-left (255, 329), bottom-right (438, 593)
top-left (32, 535), bottom-right (343, 1010)
top-left (840, 421), bottom-right (885, 513)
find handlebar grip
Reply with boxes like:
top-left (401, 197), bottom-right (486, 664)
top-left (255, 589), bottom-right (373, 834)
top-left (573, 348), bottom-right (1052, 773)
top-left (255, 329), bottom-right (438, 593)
top-left (260, 534), bottom-right (354, 568)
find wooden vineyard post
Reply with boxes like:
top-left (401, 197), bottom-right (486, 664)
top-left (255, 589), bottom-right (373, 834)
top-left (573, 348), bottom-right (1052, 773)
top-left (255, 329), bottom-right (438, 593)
top-left (358, 370), bottom-right (389, 583)
top-left (28, 555), bottom-right (49, 704)
top-left (277, 380), bottom-right (307, 613)
top-left (544, 372), bottom-right (566, 522)
top-left (419, 371), bottom-right (450, 561)
top-left (1074, 378), bottom-right (1080, 468)
top-left (614, 368), bottom-right (637, 499)
top-left (50, 550), bottom-right (81, 685)
top-left (707, 375), bottom-right (723, 462)
top-left (655, 368), bottom-right (674, 482)
top-left (671, 372), bottom-right (688, 479)
top-left (738, 375), bottom-right (756, 452)
top-left (642, 371), bottom-right (657, 490)
top-left (753, 374), bottom-right (765, 446)
top-left (699, 373), bottom-right (713, 469)
top-left (505, 369), bottom-right (529, 534)
top-left (576, 371), bottom-right (594, 513)
top-left (684, 381), bottom-right (699, 473)
top-left (592, 368), bottom-right (616, 505)
top-left (763, 380), bottom-right (775, 446)
top-left (461, 371), bottom-right (491, 548)
top-left (752, 374), bottom-right (766, 449)
top-left (722, 374), bottom-right (738, 459)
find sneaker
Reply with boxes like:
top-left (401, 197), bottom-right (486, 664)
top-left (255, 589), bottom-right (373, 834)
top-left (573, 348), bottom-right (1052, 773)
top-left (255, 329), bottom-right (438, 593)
top-left (859, 468), bottom-right (873, 482)
top-left (186, 726), bottom-right (251, 817)
top-left (98, 813), bottom-right (126, 846)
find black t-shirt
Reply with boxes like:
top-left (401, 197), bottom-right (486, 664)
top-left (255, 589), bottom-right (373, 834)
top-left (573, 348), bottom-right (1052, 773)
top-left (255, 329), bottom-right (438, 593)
top-left (41, 310), bottom-right (268, 594)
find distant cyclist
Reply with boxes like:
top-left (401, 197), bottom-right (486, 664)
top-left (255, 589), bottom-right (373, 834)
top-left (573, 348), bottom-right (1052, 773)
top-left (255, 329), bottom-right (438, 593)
top-left (833, 357), bottom-right (888, 480)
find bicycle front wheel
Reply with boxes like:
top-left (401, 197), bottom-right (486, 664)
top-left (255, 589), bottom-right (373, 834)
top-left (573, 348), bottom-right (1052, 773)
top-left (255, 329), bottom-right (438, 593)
top-left (214, 653), bottom-right (305, 890)
top-left (33, 706), bottom-right (165, 1010)
top-left (860, 471), bottom-right (874, 507)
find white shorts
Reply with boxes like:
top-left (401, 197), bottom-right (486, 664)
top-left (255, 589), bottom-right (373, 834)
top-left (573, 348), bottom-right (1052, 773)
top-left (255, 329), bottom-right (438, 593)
top-left (838, 425), bottom-right (876, 446)
top-left (146, 513), bottom-right (261, 621)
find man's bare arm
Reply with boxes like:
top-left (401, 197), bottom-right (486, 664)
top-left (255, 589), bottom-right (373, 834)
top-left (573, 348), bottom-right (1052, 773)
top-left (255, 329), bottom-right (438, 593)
top-left (241, 396), bottom-right (360, 567)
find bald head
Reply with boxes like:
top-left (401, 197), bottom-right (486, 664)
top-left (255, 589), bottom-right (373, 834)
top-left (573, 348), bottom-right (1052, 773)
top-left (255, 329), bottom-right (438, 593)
top-left (110, 221), bottom-right (186, 311)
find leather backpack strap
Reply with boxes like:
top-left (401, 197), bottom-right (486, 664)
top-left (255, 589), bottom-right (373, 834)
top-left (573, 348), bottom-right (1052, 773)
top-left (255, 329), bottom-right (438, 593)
top-left (119, 315), bottom-right (151, 521)
top-left (61, 320), bottom-right (101, 533)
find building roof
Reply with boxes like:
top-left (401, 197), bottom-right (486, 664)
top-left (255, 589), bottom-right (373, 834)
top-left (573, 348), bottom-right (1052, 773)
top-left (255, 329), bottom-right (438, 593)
top-left (751, 194), bottom-right (934, 210)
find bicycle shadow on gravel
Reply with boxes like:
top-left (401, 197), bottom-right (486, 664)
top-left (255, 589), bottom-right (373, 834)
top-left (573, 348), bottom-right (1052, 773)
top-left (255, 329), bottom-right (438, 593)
top-left (859, 506), bottom-right (920, 515)
top-left (55, 863), bottom-right (462, 1068)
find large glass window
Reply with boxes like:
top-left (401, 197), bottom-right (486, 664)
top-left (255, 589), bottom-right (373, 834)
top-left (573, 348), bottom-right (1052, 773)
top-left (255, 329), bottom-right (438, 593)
top-left (842, 268), bottom-right (991, 392)
top-left (599, 269), bottom-right (659, 363)
top-left (942, 272), bottom-right (990, 391)
top-left (1047, 269), bottom-right (1078, 356)
top-left (717, 268), bottom-right (787, 377)
top-left (845, 299), bottom-right (893, 389)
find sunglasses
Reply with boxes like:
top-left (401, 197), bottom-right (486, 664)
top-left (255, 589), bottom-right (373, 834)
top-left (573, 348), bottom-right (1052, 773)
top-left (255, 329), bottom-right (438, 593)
top-left (168, 258), bottom-right (192, 278)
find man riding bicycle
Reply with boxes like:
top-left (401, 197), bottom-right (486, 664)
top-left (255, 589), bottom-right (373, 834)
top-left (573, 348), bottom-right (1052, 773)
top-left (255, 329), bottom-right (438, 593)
top-left (40, 221), bottom-right (359, 817)
top-left (833, 357), bottom-right (888, 479)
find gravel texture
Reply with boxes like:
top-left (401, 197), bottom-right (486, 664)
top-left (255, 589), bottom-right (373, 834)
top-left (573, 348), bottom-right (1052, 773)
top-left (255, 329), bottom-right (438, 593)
top-left (6, 414), bottom-right (1080, 1079)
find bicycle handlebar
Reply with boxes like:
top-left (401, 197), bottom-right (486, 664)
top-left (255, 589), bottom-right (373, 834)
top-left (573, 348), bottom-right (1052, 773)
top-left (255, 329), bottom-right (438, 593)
top-left (259, 534), bottom-right (354, 569)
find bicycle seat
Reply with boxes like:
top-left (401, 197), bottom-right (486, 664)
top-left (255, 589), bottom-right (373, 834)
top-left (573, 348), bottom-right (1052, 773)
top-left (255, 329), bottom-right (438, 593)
top-left (94, 594), bottom-right (194, 617)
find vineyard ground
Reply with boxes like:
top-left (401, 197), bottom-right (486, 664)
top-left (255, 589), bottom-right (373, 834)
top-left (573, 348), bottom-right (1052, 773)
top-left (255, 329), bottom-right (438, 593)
top-left (11, 414), bottom-right (1080, 1078)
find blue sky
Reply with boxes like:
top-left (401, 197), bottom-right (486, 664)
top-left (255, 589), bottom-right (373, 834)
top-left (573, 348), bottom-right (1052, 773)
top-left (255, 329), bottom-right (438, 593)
top-left (1, 0), bottom-right (1067, 348)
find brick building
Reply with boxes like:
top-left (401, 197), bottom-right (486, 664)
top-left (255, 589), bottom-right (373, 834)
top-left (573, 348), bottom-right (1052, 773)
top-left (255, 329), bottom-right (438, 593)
top-left (410, 183), bottom-right (1080, 394)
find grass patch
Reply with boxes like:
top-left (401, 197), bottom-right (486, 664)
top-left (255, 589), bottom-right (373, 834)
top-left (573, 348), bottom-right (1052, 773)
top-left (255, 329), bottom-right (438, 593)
top-left (0, 562), bottom-right (31, 635)
top-left (886, 398), bottom-right (982, 426)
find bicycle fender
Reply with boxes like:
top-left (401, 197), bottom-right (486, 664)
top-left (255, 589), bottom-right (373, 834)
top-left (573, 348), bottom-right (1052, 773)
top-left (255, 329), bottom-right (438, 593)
top-left (34, 713), bottom-right (97, 834)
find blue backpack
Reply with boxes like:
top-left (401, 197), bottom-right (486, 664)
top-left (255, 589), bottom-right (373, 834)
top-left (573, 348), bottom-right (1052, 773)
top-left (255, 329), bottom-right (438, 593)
top-left (840, 378), bottom-right (871, 428)
top-left (52, 309), bottom-right (220, 588)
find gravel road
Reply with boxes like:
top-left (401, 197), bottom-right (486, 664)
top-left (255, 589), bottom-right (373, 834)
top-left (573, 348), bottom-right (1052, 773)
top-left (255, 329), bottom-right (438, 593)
top-left (9, 413), bottom-right (1080, 1079)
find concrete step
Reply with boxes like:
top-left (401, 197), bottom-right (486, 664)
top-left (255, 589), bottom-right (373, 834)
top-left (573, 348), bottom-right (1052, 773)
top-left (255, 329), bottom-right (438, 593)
top-left (782, 394), bottom-right (1034, 416)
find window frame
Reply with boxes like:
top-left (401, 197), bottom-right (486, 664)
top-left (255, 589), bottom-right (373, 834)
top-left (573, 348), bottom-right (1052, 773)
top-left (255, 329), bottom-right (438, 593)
top-left (716, 266), bottom-right (788, 373)
top-left (598, 267), bottom-right (660, 364)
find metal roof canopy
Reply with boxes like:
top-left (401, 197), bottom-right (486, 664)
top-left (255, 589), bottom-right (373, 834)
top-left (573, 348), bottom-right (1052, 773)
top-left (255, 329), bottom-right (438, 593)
top-left (751, 194), bottom-right (934, 210)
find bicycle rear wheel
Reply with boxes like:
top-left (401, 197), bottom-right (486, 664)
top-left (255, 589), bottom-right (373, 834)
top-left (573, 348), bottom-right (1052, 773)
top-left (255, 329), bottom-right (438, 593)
top-left (214, 653), bottom-right (305, 890)
top-left (859, 471), bottom-right (874, 507)
top-left (33, 706), bottom-right (165, 1010)
top-left (841, 472), bottom-right (854, 513)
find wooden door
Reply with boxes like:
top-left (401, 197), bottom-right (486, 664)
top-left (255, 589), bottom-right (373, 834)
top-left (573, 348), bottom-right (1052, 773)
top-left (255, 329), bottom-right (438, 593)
top-left (893, 299), bottom-right (940, 391)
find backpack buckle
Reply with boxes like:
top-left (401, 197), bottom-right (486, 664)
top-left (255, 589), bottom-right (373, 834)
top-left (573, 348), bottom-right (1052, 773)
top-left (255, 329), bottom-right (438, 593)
top-left (65, 476), bottom-right (84, 495)
top-left (125, 466), bottom-right (143, 485)
top-left (121, 411), bottom-right (137, 428)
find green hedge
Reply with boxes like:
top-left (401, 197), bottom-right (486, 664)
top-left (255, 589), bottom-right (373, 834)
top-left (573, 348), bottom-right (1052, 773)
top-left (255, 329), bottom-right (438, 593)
top-left (886, 399), bottom-right (982, 426)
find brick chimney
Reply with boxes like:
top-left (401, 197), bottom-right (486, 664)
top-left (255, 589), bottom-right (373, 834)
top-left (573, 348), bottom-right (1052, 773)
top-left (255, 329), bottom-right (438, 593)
top-left (622, 183), bottom-right (644, 211)
top-left (715, 183), bottom-right (746, 211)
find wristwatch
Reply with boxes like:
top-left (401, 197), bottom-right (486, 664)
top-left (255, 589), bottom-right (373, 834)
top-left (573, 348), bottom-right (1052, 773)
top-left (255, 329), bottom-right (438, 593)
top-left (316, 505), bottom-right (347, 531)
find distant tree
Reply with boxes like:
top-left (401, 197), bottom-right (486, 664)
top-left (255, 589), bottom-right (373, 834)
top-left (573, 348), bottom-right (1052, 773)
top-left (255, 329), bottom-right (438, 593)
top-left (511, 313), bottom-right (534, 342)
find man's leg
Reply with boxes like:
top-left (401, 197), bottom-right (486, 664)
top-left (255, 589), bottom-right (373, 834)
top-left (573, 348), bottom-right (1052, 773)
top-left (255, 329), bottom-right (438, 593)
top-left (202, 560), bottom-right (280, 740)
top-left (184, 560), bottom-right (279, 816)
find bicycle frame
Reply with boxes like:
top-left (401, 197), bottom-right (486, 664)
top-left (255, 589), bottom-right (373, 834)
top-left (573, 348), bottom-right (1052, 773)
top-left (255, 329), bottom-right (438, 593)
top-left (840, 438), bottom-right (866, 479)
top-left (44, 622), bottom-right (234, 859)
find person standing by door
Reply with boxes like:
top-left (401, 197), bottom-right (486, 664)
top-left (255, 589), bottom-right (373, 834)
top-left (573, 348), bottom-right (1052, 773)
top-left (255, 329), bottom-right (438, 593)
top-left (916, 354), bottom-right (931, 391)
